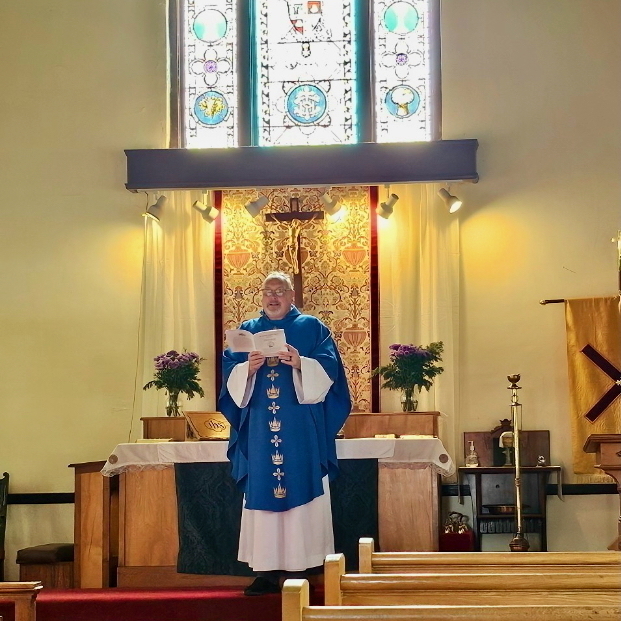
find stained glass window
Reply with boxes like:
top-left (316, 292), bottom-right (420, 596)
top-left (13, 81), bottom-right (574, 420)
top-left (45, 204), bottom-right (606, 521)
top-left (254, 1), bottom-right (357, 146)
top-left (373, 0), bottom-right (433, 142)
top-left (182, 0), bottom-right (237, 148)
top-left (176, 0), bottom-right (437, 148)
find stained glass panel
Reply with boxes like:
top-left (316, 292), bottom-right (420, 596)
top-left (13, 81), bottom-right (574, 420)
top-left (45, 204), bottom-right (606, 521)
top-left (254, 1), bottom-right (358, 146)
top-left (373, 0), bottom-right (432, 142)
top-left (182, 0), bottom-right (237, 148)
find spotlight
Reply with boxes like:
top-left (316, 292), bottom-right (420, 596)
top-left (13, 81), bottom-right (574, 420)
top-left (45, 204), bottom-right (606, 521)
top-left (143, 195), bottom-right (167, 221)
top-left (244, 195), bottom-right (269, 218)
top-left (193, 200), bottom-right (219, 223)
top-left (320, 191), bottom-right (341, 216)
top-left (192, 194), bottom-right (219, 223)
top-left (376, 193), bottom-right (399, 219)
top-left (438, 188), bottom-right (462, 213)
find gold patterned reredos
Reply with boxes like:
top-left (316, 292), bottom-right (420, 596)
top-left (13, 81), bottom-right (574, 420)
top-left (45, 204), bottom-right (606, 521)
top-left (221, 187), bottom-right (372, 413)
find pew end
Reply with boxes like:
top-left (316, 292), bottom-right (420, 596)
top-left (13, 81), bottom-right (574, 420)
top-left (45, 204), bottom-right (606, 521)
top-left (282, 579), bottom-right (309, 621)
top-left (0, 582), bottom-right (42, 621)
top-left (358, 537), bottom-right (374, 573)
top-left (324, 553), bottom-right (346, 605)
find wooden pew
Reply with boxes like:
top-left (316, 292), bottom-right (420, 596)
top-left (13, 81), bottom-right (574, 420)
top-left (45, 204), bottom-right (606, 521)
top-left (324, 554), bottom-right (621, 606)
top-left (284, 579), bottom-right (621, 621)
top-left (0, 582), bottom-right (42, 621)
top-left (359, 537), bottom-right (621, 574)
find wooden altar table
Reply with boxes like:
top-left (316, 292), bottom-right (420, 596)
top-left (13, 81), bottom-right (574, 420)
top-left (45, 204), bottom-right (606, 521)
top-left (71, 438), bottom-right (454, 588)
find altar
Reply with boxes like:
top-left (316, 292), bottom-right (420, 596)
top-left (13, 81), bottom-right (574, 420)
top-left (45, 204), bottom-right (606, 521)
top-left (71, 438), bottom-right (454, 588)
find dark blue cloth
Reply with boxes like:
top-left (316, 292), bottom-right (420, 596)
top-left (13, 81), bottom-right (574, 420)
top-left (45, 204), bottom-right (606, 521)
top-left (218, 307), bottom-right (351, 512)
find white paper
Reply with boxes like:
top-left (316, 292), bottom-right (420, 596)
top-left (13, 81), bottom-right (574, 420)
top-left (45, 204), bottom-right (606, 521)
top-left (225, 329), bottom-right (287, 357)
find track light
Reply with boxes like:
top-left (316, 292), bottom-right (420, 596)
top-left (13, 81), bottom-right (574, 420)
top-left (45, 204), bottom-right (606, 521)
top-left (193, 192), bottom-right (219, 223)
top-left (245, 195), bottom-right (269, 218)
top-left (143, 195), bottom-right (167, 221)
top-left (376, 193), bottom-right (399, 219)
top-left (438, 188), bottom-right (462, 213)
top-left (320, 191), bottom-right (341, 216)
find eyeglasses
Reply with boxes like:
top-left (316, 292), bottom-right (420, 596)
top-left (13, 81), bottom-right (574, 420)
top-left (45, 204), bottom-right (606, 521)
top-left (261, 288), bottom-right (290, 297)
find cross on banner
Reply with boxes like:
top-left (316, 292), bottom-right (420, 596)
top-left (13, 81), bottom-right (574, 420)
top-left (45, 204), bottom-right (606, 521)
top-left (264, 197), bottom-right (324, 309)
top-left (581, 344), bottom-right (621, 422)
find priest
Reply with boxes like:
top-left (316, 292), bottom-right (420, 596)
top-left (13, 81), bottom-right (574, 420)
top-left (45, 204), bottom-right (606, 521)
top-left (218, 271), bottom-right (351, 595)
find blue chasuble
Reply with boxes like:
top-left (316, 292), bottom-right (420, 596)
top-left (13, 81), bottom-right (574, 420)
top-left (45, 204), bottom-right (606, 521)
top-left (218, 307), bottom-right (351, 512)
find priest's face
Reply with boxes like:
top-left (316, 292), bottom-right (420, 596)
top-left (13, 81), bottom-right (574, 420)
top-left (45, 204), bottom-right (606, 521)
top-left (262, 279), bottom-right (294, 320)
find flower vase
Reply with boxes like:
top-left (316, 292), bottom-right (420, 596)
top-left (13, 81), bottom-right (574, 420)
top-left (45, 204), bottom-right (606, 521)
top-left (401, 388), bottom-right (419, 412)
top-left (165, 391), bottom-right (182, 417)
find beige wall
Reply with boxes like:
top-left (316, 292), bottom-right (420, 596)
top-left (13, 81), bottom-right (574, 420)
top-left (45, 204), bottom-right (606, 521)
top-left (1, 0), bottom-right (619, 579)
top-left (443, 0), bottom-right (620, 470)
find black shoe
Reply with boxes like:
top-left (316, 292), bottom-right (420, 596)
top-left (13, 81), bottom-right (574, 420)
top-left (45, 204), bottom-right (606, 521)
top-left (243, 576), bottom-right (281, 596)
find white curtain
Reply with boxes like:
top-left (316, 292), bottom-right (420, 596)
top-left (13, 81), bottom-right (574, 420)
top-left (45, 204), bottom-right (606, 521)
top-left (377, 183), bottom-right (460, 470)
top-left (130, 190), bottom-right (216, 441)
top-left (132, 184), bottom-right (460, 467)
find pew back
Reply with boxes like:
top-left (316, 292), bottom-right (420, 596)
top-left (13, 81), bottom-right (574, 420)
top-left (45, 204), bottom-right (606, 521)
top-left (283, 580), bottom-right (621, 621)
top-left (325, 553), bottom-right (621, 606)
top-left (359, 538), bottom-right (621, 574)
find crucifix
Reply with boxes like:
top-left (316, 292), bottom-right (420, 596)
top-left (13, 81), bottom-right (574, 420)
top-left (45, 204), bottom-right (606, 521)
top-left (264, 196), bottom-right (324, 310)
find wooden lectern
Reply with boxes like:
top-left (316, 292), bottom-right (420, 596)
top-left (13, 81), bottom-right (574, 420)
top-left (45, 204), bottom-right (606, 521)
top-left (583, 434), bottom-right (621, 551)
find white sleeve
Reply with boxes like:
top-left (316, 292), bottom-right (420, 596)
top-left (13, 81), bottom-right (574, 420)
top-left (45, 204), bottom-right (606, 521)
top-left (292, 356), bottom-right (334, 404)
top-left (227, 361), bottom-right (256, 408)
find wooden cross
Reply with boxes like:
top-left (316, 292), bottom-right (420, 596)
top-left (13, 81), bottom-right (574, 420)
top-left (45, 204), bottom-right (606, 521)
top-left (264, 197), bottom-right (324, 309)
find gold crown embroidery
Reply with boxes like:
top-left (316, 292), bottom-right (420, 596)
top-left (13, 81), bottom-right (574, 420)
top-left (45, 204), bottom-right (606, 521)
top-left (271, 450), bottom-right (284, 465)
top-left (273, 483), bottom-right (287, 499)
top-left (267, 385), bottom-right (280, 399)
top-left (269, 416), bottom-right (281, 432)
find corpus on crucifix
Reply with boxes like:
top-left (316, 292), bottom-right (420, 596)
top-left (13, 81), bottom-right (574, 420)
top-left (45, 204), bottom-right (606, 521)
top-left (264, 196), bottom-right (324, 309)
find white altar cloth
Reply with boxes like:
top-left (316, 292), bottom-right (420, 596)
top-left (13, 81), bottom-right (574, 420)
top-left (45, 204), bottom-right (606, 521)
top-left (101, 437), bottom-right (455, 477)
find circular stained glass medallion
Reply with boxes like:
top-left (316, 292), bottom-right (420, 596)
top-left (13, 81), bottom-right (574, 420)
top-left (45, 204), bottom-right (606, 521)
top-left (286, 84), bottom-right (327, 125)
top-left (384, 2), bottom-right (419, 35)
top-left (385, 85), bottom-right (420, 118)
top-left (194, 91), bottom-right (229, 126)
top-left (193, 9), bottom-right (228, 43)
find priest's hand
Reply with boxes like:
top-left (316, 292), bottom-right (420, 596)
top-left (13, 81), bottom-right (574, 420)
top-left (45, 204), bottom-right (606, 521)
top-left (278, 344), bottom-right (301, 370)
top-left (247, 351), bottom-right (266, 377)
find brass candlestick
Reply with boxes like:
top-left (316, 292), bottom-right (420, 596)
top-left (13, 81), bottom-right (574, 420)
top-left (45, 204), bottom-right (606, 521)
top-left (507, 374), bottom-right (530, 552)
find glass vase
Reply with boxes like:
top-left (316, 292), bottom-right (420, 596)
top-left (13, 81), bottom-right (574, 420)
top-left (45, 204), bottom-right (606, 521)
top-left (166, 390), bottom-right (182, 417)
top-left (400, 387), bottom-right (418, 412)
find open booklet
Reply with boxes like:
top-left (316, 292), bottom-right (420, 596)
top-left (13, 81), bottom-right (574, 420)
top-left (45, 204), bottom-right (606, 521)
top-left (225, 328), bottom-right (287, 357)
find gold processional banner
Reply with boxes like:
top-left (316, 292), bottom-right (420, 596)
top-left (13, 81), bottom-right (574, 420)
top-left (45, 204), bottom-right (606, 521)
top-left (565, 296), bottom-right (621, 478)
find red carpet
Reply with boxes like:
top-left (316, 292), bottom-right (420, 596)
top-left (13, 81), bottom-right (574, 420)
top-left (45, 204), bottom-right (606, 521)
top-left (0, 586), bottom-right (324, 621)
